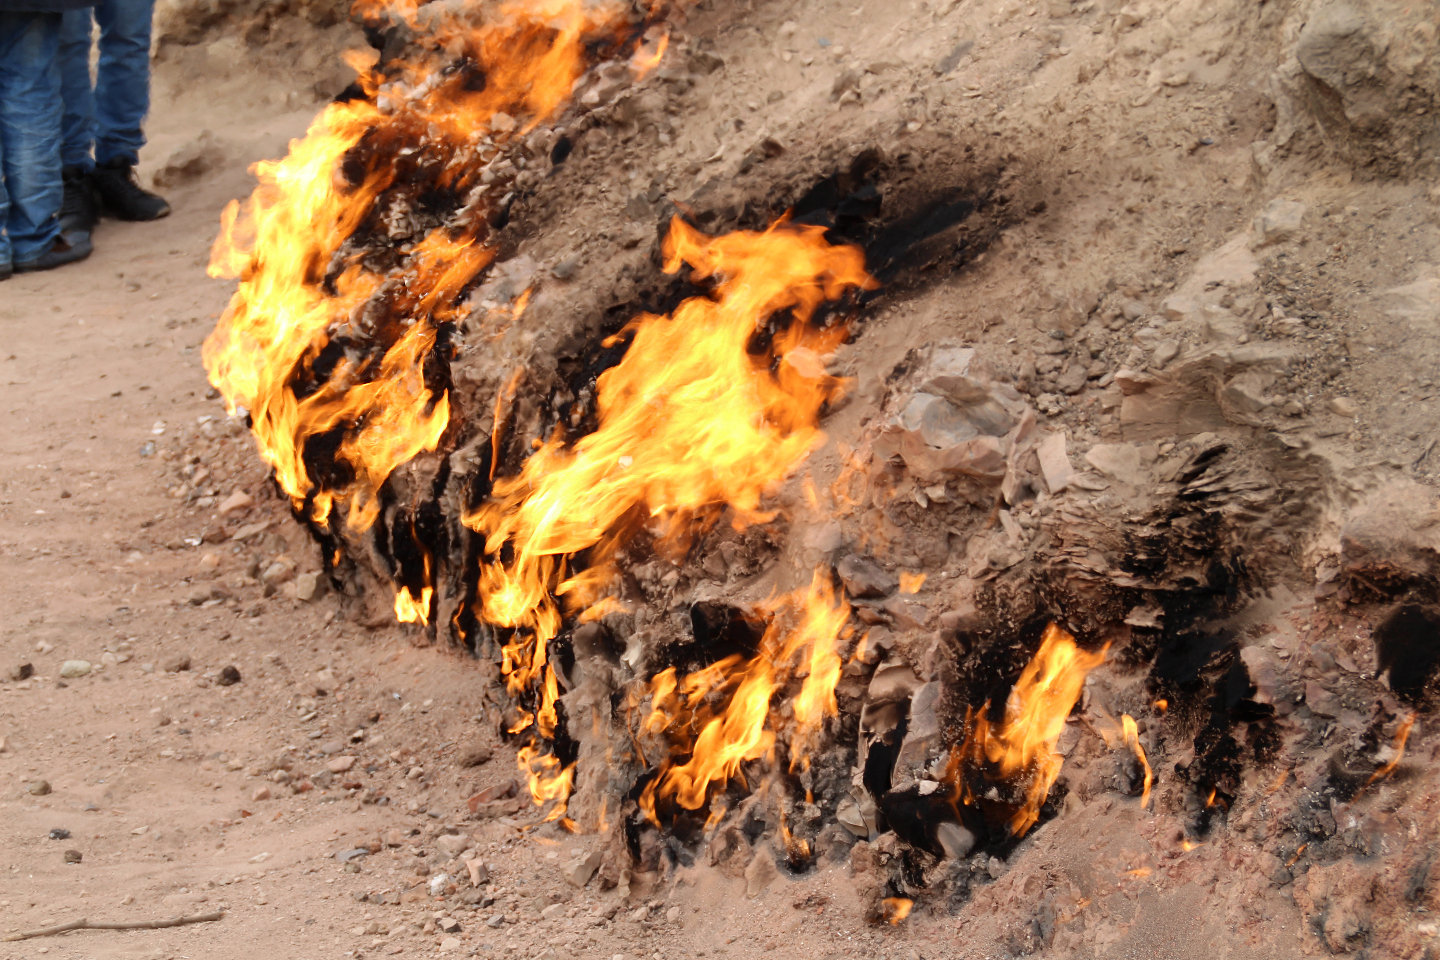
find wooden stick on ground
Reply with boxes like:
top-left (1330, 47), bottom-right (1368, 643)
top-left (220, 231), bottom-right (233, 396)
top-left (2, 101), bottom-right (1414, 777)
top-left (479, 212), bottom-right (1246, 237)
top-left (2, 910), bottom-right (225, 941)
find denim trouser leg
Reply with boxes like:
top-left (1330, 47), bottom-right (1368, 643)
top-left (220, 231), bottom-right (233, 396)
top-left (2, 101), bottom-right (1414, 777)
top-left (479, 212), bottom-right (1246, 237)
top-left (0, 12), bottom-right (64, 265)
top-left (58, 8), bottom-right (96, 170)
top-left (93, 0), bottom-right (154, 167)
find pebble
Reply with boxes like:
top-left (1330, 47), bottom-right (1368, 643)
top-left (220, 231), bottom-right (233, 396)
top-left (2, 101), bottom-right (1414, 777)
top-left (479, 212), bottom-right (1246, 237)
top-left (1327, 396), bottom-right (1358, 418)
top-left (29, 780), bottom-right (52, 796)
top-left (440, 937), bottom-right (462, 952)
top-left (7, 663), bottom-right (33, 681)
top-left (63, 850), bottom-right (82, 863)
top-left (217, 665), bottom-right (242, 686)
top-left (486, 913), bottom-right (506, 928)
top-left (217, 490), bottom-right (253, 515)
top-left (59, 660), bottom-right (92, 678)
top-left (293, 572), bottom-right (322, 602)
top-left (48, 828), bottom-right (71, 840)
top-left (252, 785), bottom-right (272, 801)
top-left (162, 655), bottom-right (191, 673)
top-left (327, 755), bottom-right (356, 773)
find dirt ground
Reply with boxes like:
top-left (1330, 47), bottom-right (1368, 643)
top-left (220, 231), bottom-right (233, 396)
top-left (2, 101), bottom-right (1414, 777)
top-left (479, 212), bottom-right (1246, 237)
top-left (3, 0), bottom-right (1440, 958)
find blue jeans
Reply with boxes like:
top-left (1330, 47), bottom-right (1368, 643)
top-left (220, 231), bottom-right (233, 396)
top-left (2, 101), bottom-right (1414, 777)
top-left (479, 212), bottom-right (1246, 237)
top-left (59, 0), bottom-right (154, 171)
top-left (0, 12), bottom-right (64, 266)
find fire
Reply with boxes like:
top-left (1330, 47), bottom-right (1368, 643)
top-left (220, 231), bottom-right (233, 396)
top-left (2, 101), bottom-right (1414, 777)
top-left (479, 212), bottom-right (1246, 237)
top-left (637, 570), bottom-right (853, 825)
top-left (944, 624), bottom-right (1107, 837)
top-left (465, 217), bottom-right (871, 811)
top-left (204, 0), bottom-right (669, 589)
top-left (1153, 698), bottom-right (1168, 714)
top-left (898, 571), bottom-right (927, 594)
top-left (1120, 714), bottom-right (1152, 808)
top-left (880, 898), bottom-right (913, 924)
top-left (1366, 713), bottom-right (1415, 787)
top-left (394, 584), bottom-right (433, 624)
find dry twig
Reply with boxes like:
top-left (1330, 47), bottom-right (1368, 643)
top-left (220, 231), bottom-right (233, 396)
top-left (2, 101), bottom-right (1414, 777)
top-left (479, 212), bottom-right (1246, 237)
top-left (2, 910), bottom-right (225, 941)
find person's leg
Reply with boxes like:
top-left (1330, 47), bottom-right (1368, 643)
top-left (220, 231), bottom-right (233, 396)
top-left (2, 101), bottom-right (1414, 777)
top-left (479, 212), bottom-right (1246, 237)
top-left (0, 11), bottom-right (92, 273)
top-left (91, 0), bottom-right (151, 168)
top-left (0, 118), bottom-right (11, 277)
top-left (0, 12), bottom-right (64, 262)
top-left (88, 0), bottom-right (168, 220)
top-left (58, 7), bottom-right (96, 172)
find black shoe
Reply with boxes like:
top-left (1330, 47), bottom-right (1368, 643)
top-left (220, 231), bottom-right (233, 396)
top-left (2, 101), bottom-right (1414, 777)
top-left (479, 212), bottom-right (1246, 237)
top-left (59, 165), bottom-right (98, 238)
top-left (14, 235), bottom-right (93, 273)
top-left (91, 159), bottom-right (170, 221)
top-left (0, 262), bottom-right (11, 282)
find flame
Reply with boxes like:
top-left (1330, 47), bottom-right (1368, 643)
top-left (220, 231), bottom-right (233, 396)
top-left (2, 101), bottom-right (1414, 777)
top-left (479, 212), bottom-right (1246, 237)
top-left (1181, 838), bottom-right (1202, 852)
top-left (1285, 843), bottom-right (1307, 867)
top-left (637, 570), bottom-right (852, 825)
top-left (395, 584), bottom-right (433, 624)
top-left (204, 0), bottom-right (659, 535)
top-left (1366, 713), bottom-right (1415, 787)
top-left (629, 26), bottom-right (669, 79)
top-left (880, 898), bottom-right (913, 924)
top-left (1153, 698), bottom-right (1168, 714)
top-left (467, 218), bottom-right (870, 810)
top-left (898, 571), bottom-right (927, 594)
top-left (1124, 867), bottom-right (1152, 878)
top-left (944, 624), bottom-right (1108, 837)
top-left (1120, 714), bottom-right (1152, 808)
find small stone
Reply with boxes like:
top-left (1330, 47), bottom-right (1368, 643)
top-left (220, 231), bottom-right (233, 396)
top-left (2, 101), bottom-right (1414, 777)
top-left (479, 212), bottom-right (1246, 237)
top-left (1250, 199), bottom-right (1307, 248)
top-left (458, 744), bottom-right (493, 767)
top-left (1327, 396), bottom-right (1358, 418)
top-left (551, 256), bottom-right (580, 280)
top-left (29, 780), bottom-right (52, 796)
top-left (217, 490), bottom-right (253, 516)
top-left (563, 849), bottom-right (603, 888)
top-left (327, 755), bottom-right (356, 773)
top-left (435, 833), bottom-right (470, 858)
top-left (836, 555), bottom-right (898, 598)
top-left (217, 665), bottom-right (241, 686)
top-left (541, 902), bottom-right (566, 921)
top-left (59, 660), bottom-right (92, 678)
top-left (319, 740), bottom-right (345, 755)
top-left (486, 913), bottom-right (505, 928)
top-left (987, 856), bottom-right (1006, 879)
top-left (63, 849), bottom-right (82, 863)
top-left (162, 655), bottom-right (191, 673)
top-left (439, 917), bottom-right (461, 933)
top-left (666, 905), bottom-right (682, 923)
top-left (1151, 339), bottom-right (1181, 368)
top-left (428, 873), bottom-right (449, 896)
top-left (35, 640), bottom-right (54, 654)
top-left (8, 663), bottom-right (33, 681)
top-left (252, 785), bottom-right (272, 801)
top-left (1036, 433), bottom-right (1073, 494)
top-left (48, 827), bottom-right (71, 839)
top-left (293, 572), bottom-right (323, 602)
top-left (466, 779), bottom-right (518, 812)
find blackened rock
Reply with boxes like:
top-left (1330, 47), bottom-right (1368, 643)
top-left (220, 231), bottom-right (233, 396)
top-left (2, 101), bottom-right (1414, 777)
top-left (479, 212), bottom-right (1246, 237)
top-left (836, 555), bottom-right (897, 599)
top-left (217, 665), bottom-right (242, 686)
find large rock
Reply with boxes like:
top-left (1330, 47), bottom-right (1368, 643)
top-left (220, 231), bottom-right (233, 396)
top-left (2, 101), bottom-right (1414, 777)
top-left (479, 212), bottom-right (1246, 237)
top-left (1340, 484), bottom-right (1440, 598)
top-left (871, 344), bottom-right (1032, 484)
top-left (1293, 0), bottom-right (1440, 176)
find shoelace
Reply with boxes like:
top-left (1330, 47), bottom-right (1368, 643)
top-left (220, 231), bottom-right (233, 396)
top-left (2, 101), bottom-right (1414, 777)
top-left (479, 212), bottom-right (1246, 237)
top-left (103, 167), bottom-right (152, 203)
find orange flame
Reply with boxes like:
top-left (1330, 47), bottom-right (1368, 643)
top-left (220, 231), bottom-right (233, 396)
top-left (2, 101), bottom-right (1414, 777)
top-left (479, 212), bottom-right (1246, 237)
top-left (880, 898), bottom-right (913, 924)
top-left (1153, 698), bottom-right (1168, 714)
top-left (898, 571), bottom-right (927, 594)
top-left (1366, 713), bottom-right (1415, 787)
top-left (945, 624), bottom-right (1107, 837)
top-left (466, 218), bottom-right (870, 810)
top-left (395, 584), bottom-right (433, 624)
top-left (1120, 714), bottom-right (1152, 808)
top-left (204, 0), bottom-right (656, 534)
top-left (637, 570), bottom-right (852, 825)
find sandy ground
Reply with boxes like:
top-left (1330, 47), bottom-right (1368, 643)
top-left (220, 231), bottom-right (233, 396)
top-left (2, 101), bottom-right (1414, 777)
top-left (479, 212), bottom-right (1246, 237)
top-left (3, 0), bottom-right (1440, 958)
